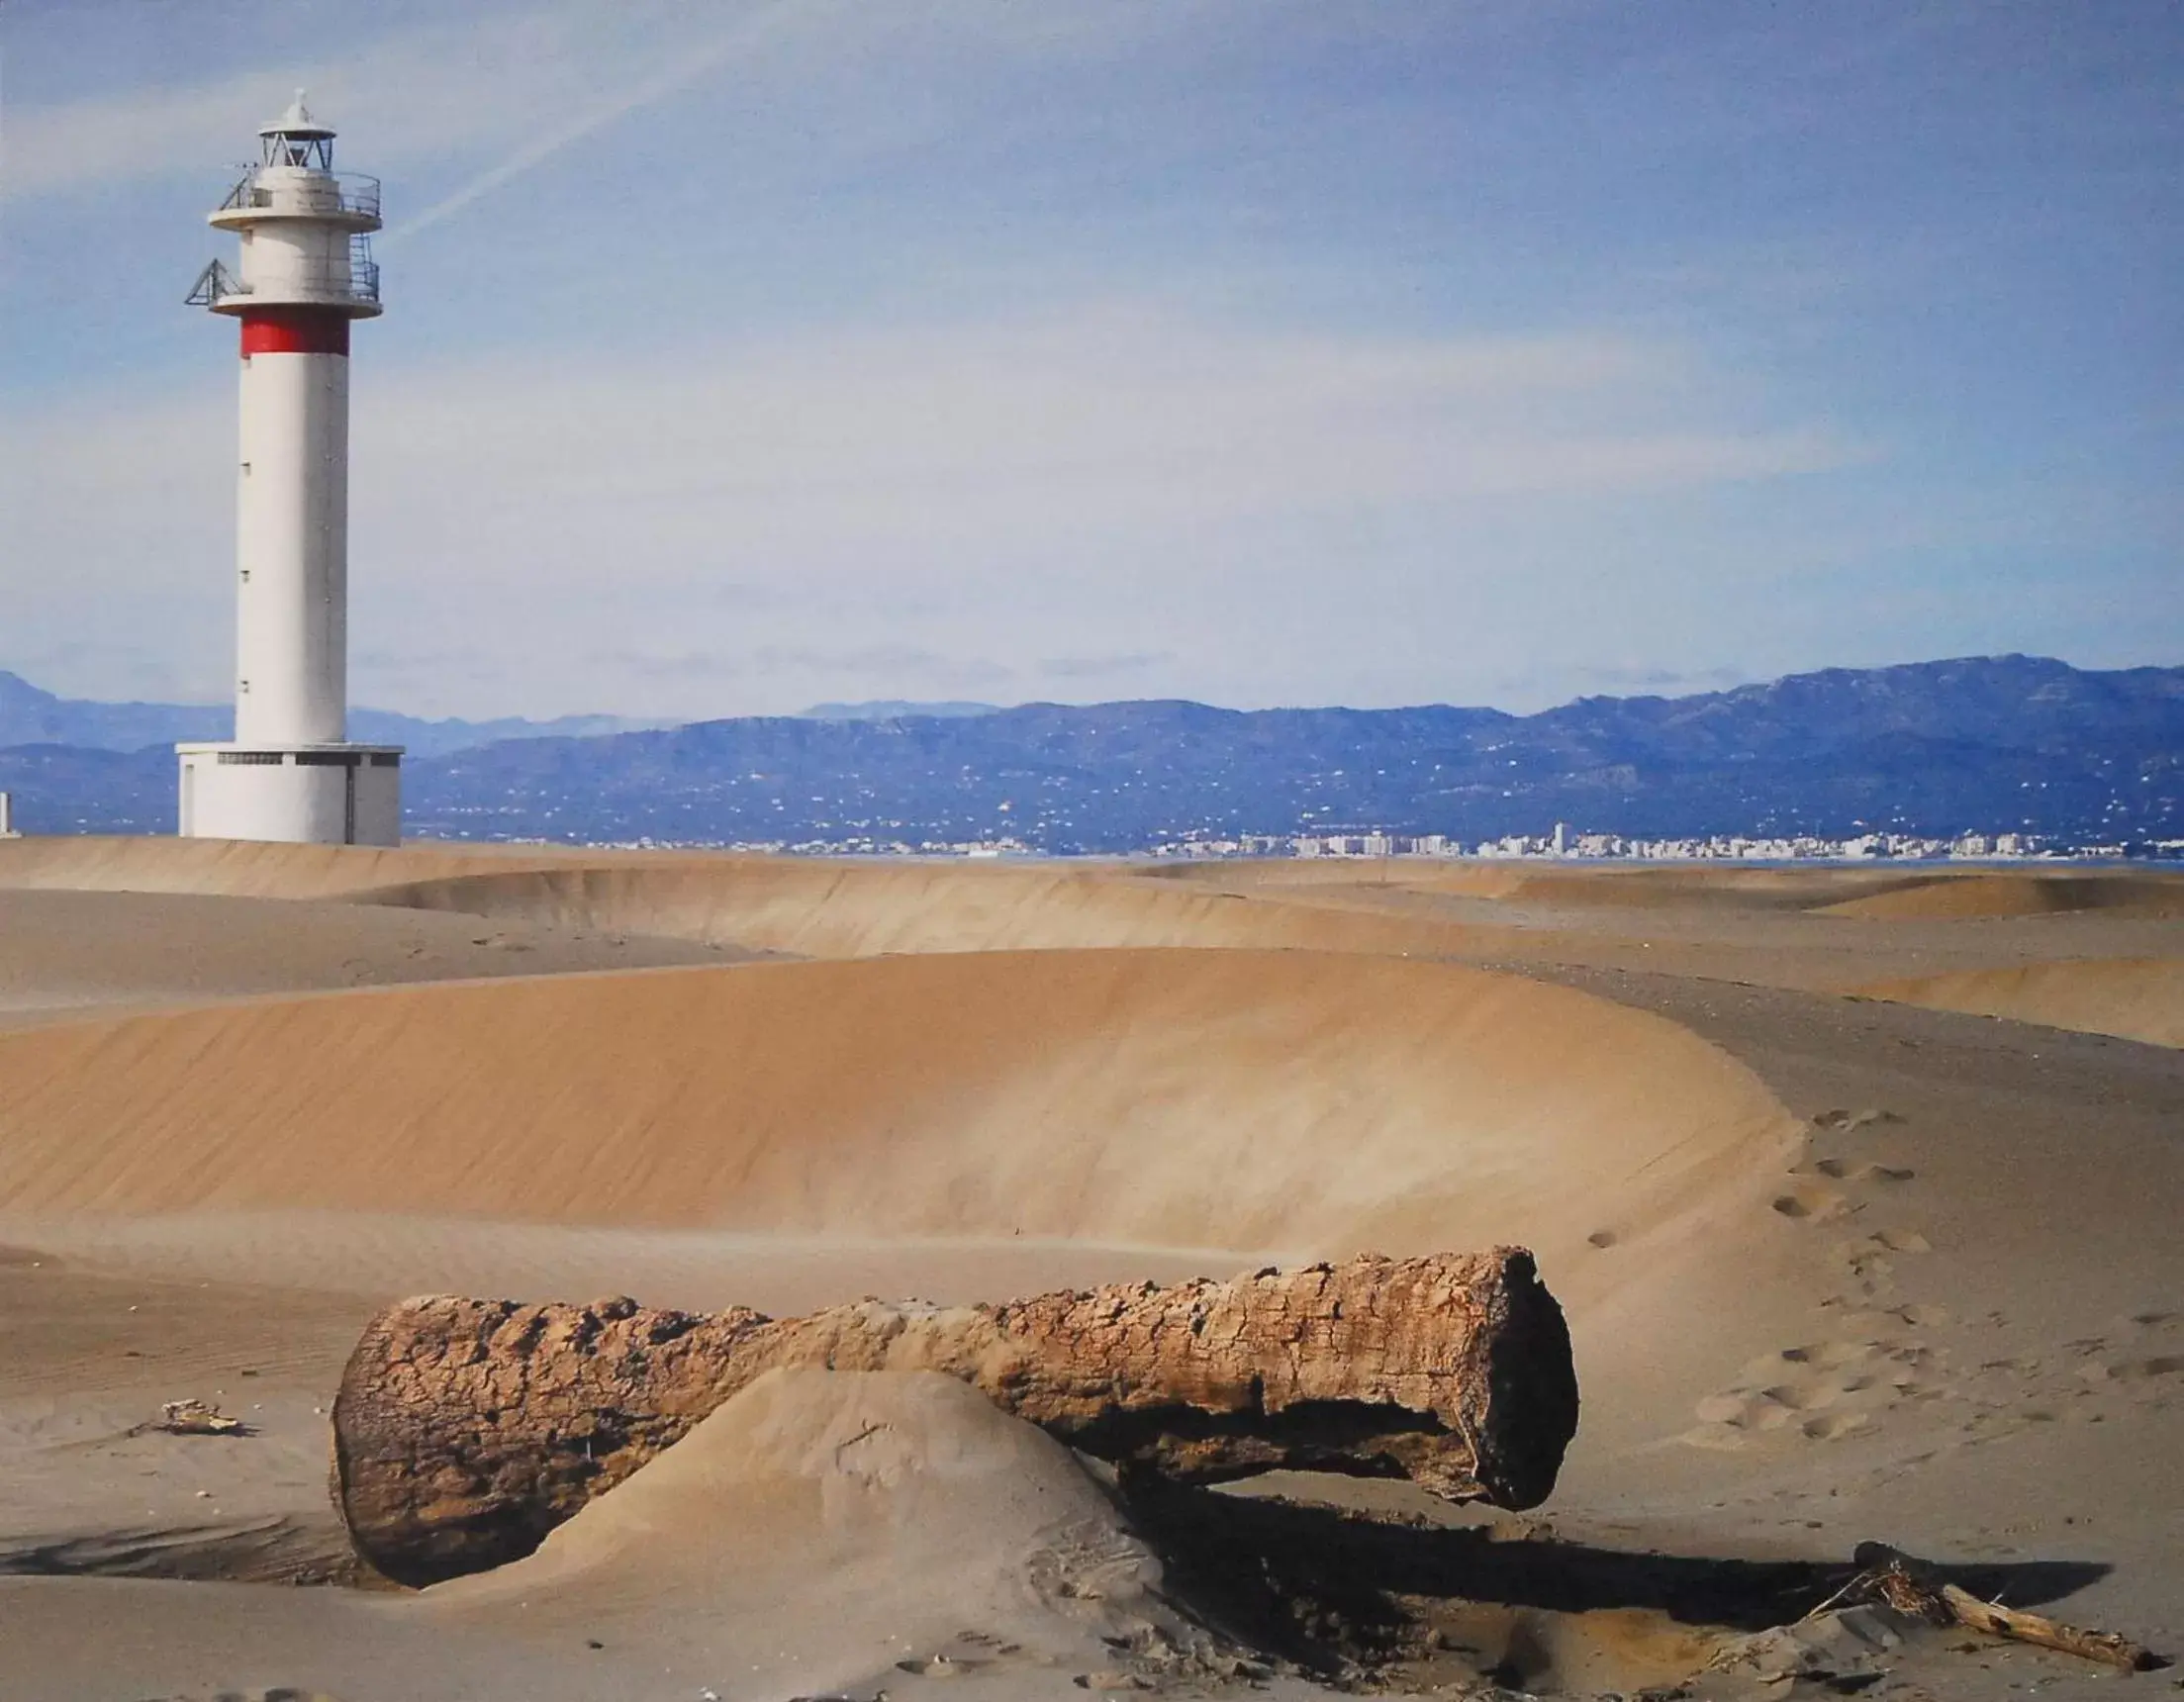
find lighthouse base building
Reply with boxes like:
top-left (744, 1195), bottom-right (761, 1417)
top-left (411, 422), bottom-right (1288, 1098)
top-left (179, 96), bottom-right (402, 846)
top-left (176, 743), bottom-right (403, 844)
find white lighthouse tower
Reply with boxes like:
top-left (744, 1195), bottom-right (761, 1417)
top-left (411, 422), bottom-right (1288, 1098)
top-left (177, 95), bottom-right (401, 845)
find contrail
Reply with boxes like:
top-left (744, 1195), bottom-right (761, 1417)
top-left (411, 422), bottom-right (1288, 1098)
top-left (380, 6), bottom-right (789, 245)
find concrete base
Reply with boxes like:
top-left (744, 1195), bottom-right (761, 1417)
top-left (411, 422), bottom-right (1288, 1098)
top-left (176, 743), bottom-right (402, 845)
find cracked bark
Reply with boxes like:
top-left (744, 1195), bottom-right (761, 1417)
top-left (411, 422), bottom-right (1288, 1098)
top-left (331, 1248), bottom-right (1577, 1586)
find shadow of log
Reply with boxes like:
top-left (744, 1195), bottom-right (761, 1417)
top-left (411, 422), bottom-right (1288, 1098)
top-left (0, 1519), bottom-right (356, 1585)
top-left (1119, 1477), bottom-right (2114, 1674)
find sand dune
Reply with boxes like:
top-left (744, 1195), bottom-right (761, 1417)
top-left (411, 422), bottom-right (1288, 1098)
top-left (1265, 863), bottom-right (2184, 925)
top-left (352, 858), bottom-right (1500, 959)
top-left (1414, 867), bottom-right (1929, 911)
top-left (425, 1369), bottom-right (1185, 1695)
top-left (1816, 871), bottom-right (2184, 920)
top-left (1451, 865), bottom-right (2184, 920)
top-left (0, 888), bottom-right (733, 1029)
top-left (354, 856), bottom-right (2184, 1021)
top-left (1145, 860), bottom-right (1967, 907)
top-left (0, 834), bottom-right (538, 899)
top-left (0, 836), bottom-right (1503, 959)
top-left (0, 948), bottom-right (1794, 1270)
top-left (15, 836), bottom-right (2180, 999)
top-left (1853, 956), bottom-right (2184, 1048)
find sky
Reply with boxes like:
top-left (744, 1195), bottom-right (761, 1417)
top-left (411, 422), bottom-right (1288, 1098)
top-left (2, 0), bottom-right (2179, 720)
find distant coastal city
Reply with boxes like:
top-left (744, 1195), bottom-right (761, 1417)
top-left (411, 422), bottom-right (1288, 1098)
top-left (581, 827), bottom-right (2182, 862)
top-left (1163, 827), bottom-right (2175, 862)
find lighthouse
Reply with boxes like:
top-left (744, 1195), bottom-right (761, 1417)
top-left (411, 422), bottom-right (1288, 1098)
top-left (176, 95), bottom-right (401, 845)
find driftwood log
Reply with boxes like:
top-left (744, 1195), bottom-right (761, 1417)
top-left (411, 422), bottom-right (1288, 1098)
top-left (1847, 1543), bottom-right (2160, 1672)
top-left (332, 1249), bottom-right (1577, 1586)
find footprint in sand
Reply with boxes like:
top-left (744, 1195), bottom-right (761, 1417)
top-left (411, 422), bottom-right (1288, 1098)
top-left (1801, 1411), bottom-right (1874, 1441)
top-left (2086, 1355), bottom-right (2184, 1384)
top-left (1691, 1337), bottom-right (1933, 1443)
top-left (1814, 1157), bottom-right (1916, 1183)
top-left (1836, 1228), bottom-right (1932, 1273)
top-left (1776, 1146), bottom-right (1917, 1232)
top-left (1780, 1340), bottom-right (1885, 1371)
top-left (1812, 1108), bottom-right (1905, 1133)
top-left (900, 1654), bottom-right (991, 1677)
top-left (1771, 1182), bottom-right (1852, 1222)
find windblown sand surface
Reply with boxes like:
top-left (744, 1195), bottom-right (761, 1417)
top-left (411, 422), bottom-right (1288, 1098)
top-left (421, 1369), bottom-right (1194, 1695)
top-left (1853, 956), bottom-right (2184, 1049)
top-left (0, 887), bottom-right (737, 1031)
top-left (0, 949), bottom-right (1792, 1265)
top-left (1814, 871), bottom-right (2184, 920)
top-left (0, 838), bottom-right (2178, 1700)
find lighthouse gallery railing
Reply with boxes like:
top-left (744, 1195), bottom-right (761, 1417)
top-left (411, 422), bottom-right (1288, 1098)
top-left (219, 168), bottom-right (382, 222)
top-left (186, 238), bottom-right (381, 309)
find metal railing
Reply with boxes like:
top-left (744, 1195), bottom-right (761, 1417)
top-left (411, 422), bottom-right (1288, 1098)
top-left (184, 241), bottom-right (381, 308)
top-left (185, 258), bottom-right (239, 307)
top-left (218, 167), bottom-right (382, 222)
top-left (350, 240), bottom-right (383, 304)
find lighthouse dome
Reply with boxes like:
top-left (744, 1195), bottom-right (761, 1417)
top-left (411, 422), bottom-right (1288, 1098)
top-left (260, 90), bottom-right (334, 140)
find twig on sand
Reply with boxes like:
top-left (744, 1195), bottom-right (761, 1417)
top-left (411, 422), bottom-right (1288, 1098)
top-left (1845, 1542), bottom-right (2159, 1673)
top-left (1795, 1572), bottom-right (1866, 1624)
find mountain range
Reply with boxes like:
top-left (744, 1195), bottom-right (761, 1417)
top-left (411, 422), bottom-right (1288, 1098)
top-left (2, 656), bottom-right (2176, 849)
top-left (0, 670), bottom-right (661, 758)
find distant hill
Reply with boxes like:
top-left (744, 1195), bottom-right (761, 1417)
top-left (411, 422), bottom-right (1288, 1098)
top-left (403, 655), bottom-right (2177, 851)
top-left (0, 671), bottom-right (229, 753)
top-left (0, 670), bottom-right (665, 759)
top-left (6, 656), bottom-right (2176, 848)
top-left (798, 701), bottom-right (1002, 721)
top-left (0, 744), bottom-right (176, 836)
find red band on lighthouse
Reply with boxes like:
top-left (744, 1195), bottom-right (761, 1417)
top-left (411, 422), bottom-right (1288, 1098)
top-left (240, 309), bottom-right (349, 358)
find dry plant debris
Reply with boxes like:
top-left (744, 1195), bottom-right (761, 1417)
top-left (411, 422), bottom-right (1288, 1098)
top-left (1832, 1541), bottom-right (2160, 1673)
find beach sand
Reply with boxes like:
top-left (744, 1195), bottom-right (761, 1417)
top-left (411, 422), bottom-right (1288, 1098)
top-left (0, 838), bottom-right (2176, 1699)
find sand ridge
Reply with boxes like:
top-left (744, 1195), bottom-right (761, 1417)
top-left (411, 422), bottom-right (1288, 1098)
top-left (0, 946), bottom-right (1797, 1268)
top-left (0, 887), bottom-right (737, 1030)
top-left (1852, 956), bottom-right (2184, 1049)
top-left (349, 857), bottom-right (1507, 959)
top-left (11, 836), bottom-right (2181, 1047)
top-left (1814, 871), bottom-right (2184, 920)
top-left (0, 834), bottom-right (577, 898)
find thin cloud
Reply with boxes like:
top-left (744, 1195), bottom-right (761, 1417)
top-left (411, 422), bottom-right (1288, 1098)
top-left (5, 304), bottom-right (1872, 713)
top-left (382, 6), bottom-right (799, 243)
top-left (339, 308), bottom-right (1859, 542)
top-left (2, 15), bottom-right (538, 199)
top-left (1039, 652), bottom-right (1173, 679)
top-left (594, 646), bottom-right (1015, 688)
top-left (0, 2), bottom-right (797, 206)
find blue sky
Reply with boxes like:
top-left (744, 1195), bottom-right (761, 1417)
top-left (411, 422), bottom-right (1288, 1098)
top-left (4, 0), bottom-right (2178, 719)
